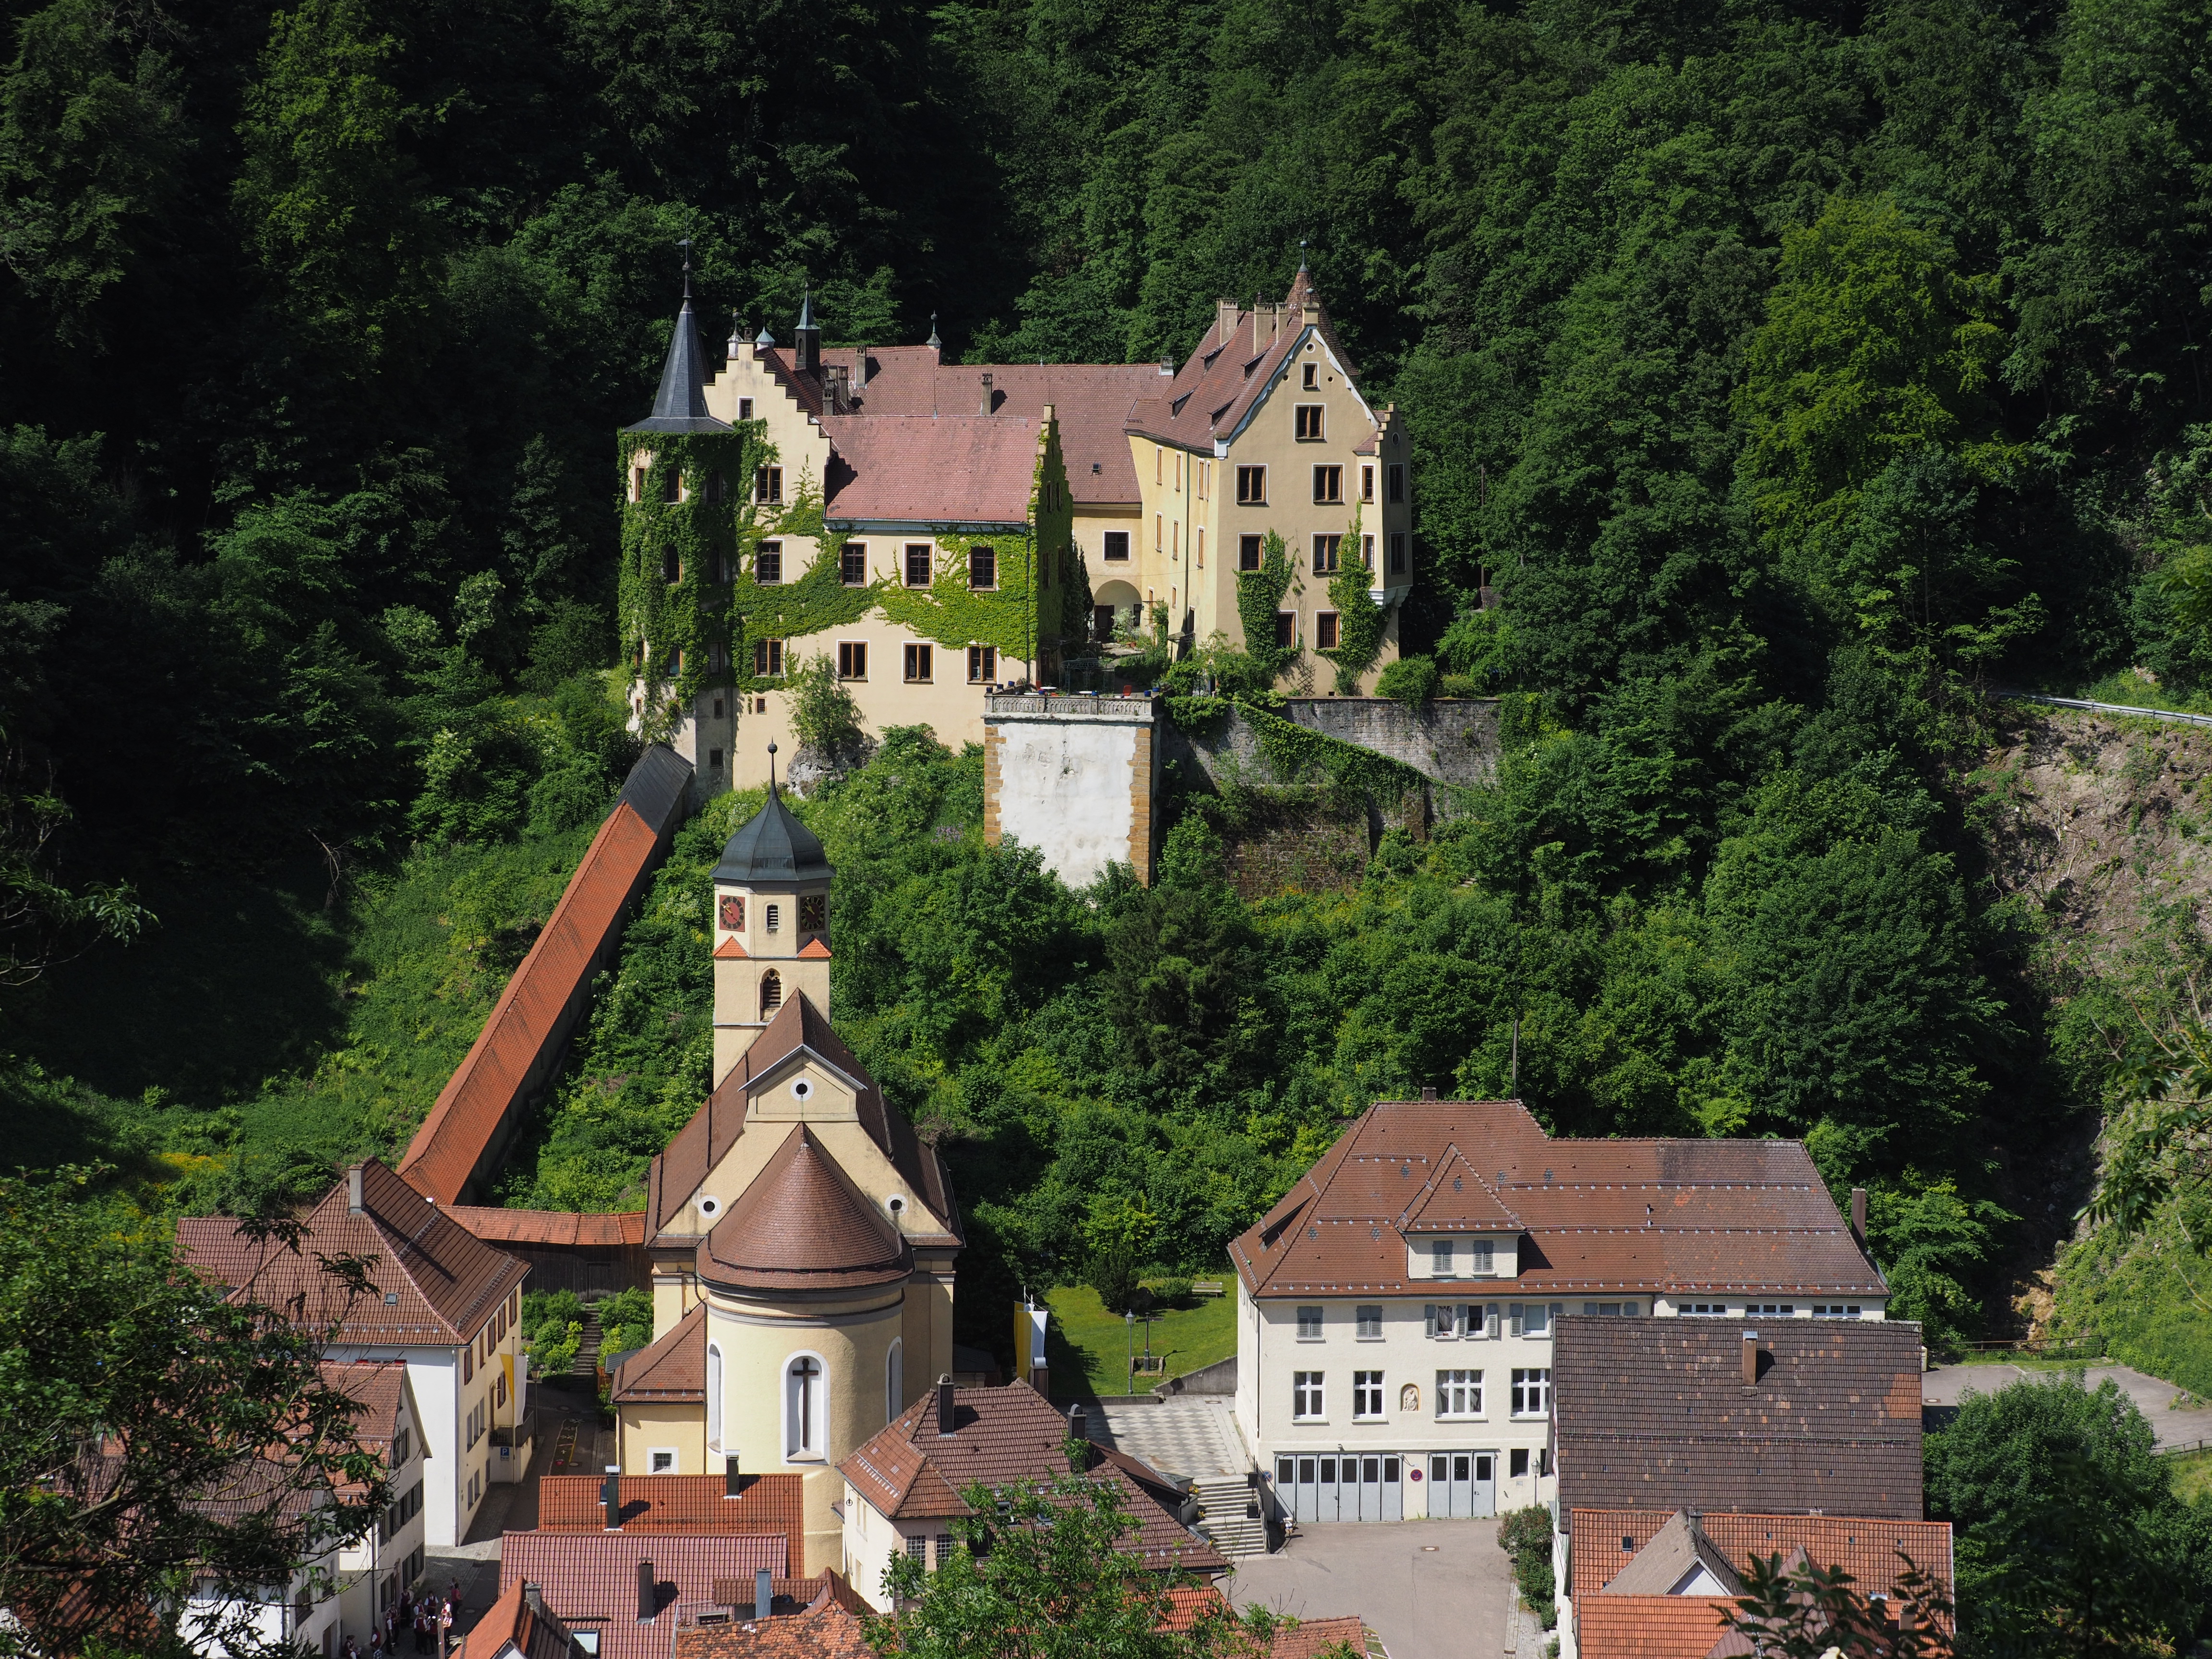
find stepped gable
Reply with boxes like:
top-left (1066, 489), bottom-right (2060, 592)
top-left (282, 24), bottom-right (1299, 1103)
top-left (838, 1382), bottom-right (1226, 1574)
top-left (819, 414), bottom-right (1045, 527)
top-left (177, 1159), bottom-right (525, 1344)
top-left (1230, 1098), bottom-right (1886, 1299)
top-left (402, 745), bottom-right (692, 1205)
top-left (646, 993), bottom-right (960, 1250)
top-left (1125, 269), bottom-right (1354, 454)
top-left (1552, 1317), bottom-right (1927, 1519)
top-left (1397, 1143), bottom-right (1521, 1233)
top-left (696, 1125), bottom-right (910, 1294)
top-left (610, 1301), bottom-right (706, 1403)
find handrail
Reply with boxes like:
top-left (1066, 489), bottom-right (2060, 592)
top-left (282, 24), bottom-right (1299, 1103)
top-left (2000, 691), bottom-right (2212, 729)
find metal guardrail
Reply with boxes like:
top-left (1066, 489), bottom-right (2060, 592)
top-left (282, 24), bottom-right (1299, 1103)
top-left (2000, 691), bottom-right (2212, 729)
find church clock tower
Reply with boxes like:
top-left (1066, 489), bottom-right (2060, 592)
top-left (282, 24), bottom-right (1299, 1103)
top-left (709, 749), bottom-right (834, 1086)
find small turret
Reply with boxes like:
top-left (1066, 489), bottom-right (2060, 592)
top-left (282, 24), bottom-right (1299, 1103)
top-left (793, 287), bottom-right (820, 375)
top-left (625, 243), bottom-right (732, 435)
top-left (709, 745), bottom-right (834, 1082)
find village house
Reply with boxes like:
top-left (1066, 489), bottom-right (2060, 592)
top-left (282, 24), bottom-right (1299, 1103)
top-left (607, 786), bottom-right (964, 1575)
top-left (622, 263), bottom-right (1413, 794)
top-left (452, 1580), bottom-right (589, 1659)
top-left (325, 1360), bottom-right (428, 1647)
top-left (836, 1378), bottom-right (1224, 1611)
top-left (178, 1161), bottom-right (531, 1550)
top-left (1549, 1316), bottom-right (1937, 1659)
top-left (1229, 1095), bottom-right (1888, 1526)
top-left (497, 1534), bottom-right (788, 1659)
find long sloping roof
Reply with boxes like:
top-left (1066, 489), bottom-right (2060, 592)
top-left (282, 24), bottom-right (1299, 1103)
top-left (645, 992), bottom-right (960, 1250)
top-left (177, 1159), bottom-right (526, 1345)
top-left (696, 1125), bottom-right (911, 1293)
top-left (1552, 1317), bottom-right (1927, 1519)
top-left (402, 747), bottom-right (690, 1204)
top-left (1124, 269), bottom-right (1364, 453)
top-left (444, 1208), bottom-right (645, 1248)
top-left (538, 1473), bottom-right (804, 1571)
top-left (819, 415), bottom-right (1041, 526)
top-left (1229, 1099), bottom-right (1886, 1299)
top-left (837, 1382), bottom-right (1226, 1573)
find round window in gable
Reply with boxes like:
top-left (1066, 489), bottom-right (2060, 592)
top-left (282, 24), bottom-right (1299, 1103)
top-left (887, 1196), bottom-right (906, 1216)
top-left (790, 1077), bottom-right (815, 1103)
top-left (699, 1195), bottom-right (722, 1220)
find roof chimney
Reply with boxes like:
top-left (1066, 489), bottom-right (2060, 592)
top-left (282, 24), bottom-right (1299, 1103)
top-left (1217, 298), bottom-right (1240, 344)
top-left (1068, 1402), bottom-right (1087, 1441)
top-left (1850, 1187), bottom-right (1867, 1244)
top-left (724, 1452), bottom-right (743, 1498)
top-left (855, 346), bottom-right (870, 391)
top-left (1741, 1331), bottom-right (1760, 1387)
top-left (1420, 1087), bottom-right (1438, 1101)
top-left (1157, 355), bottom-right (1175, 377)
top-left (636, 1558), bottom-right (656, 1621)
top-left (523, 1582), bottom-right (544, 1617)
top-left (347, 1165), bottom-right (364, 1214)
top-left (601, 1466), bottom-right (622, 1531)
top-left (937, 1374), bottom-right (957, 1437)
top-left (754, 1567), bottom-right (771, 1622)
top-left (978, 372), bottom-right (994, 416)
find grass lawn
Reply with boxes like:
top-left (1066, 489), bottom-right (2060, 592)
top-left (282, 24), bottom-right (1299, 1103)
top-left (2169, 1449), bottom-right (2212, 1505)
top-left (1043, 1279), bottom-right (1238, 1400)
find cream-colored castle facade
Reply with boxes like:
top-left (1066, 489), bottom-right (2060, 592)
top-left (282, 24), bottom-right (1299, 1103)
top-left (607, 788), bottom-right (961, 1577)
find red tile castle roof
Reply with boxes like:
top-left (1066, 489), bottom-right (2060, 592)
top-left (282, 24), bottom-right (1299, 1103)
top-left (1231, 1098), bottom-right (1886, 1300)
top-left (178, 1159), bottom-right (526, 1346)
top-left (819, 414), bottom-right (1045, 526)
top-left (696, 1125), bottom-right (911, 1293)
top-left (1125, 269), bottom-right (1365, 455)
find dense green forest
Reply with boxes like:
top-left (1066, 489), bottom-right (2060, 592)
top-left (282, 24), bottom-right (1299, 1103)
top-left (7, 0), bottom-right (2212, 1372)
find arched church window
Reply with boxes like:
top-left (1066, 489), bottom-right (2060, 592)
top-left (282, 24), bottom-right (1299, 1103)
top-left (759, 970), bottom-right (781, 1016)
top-left (886, 1340), bottom-right (902, 1424)
top-left (706, 1342), bottom-right (723, 1451)
top-left (787, 1355), bottom-right (824, 1458)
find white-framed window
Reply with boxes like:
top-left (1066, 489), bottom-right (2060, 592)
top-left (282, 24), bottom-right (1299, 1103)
top-left (1511, 1302), bottom-right (1560, 1337)
top-left (1352, 1371), bottom-right (1384, 1420)
top-left (1292, 1371), bottom-right (1324, 1421)
top-left (1426, 1302), bottom-right (1458, 1339)
top-left (1682, 1303), bottom-right (1730, 1315)
top-left (1356, 1305), bottom-right (1382, 1340)
top-left (649, 1448), bottom-right (677, 1474)
top-left (1296, 1306), bottom-right (1323, 1341)
top-left (706, 1342), bottom-right (723, 1450)
top-left (1750, 1303), bottom-right (1799, 1317)
top-left (1436, 1369), bottom-right (1483, 1418)
top-left (1431, 1239), bottom-right (1455, 1277)
top-left (785, 1352), bottom-right (827, 1459)
top-left (886, 1340), bottom-right (903, 1423)
top-left (1510, 1367), bottom-right (1550, 1417)
top-left (1812, 1304), bottom-right (1863, 1317)
top-left (1581, 1301), bottom-right (1640, 1316)
top-left (1467, 1239), bottom-right (1495, 1274)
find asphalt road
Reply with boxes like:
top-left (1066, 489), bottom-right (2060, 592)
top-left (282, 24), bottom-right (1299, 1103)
top-left (1228, 1517), bottom-right (1517, 1659)
top-left (1922, 1360), bottom-right (2210, 1447)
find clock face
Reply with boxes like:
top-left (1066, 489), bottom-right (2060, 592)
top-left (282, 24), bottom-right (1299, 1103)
top-left (720, 895), bottom-right (745, 930)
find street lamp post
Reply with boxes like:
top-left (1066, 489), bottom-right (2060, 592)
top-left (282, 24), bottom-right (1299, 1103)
top-left (1125, 1310), bottom-right (1134, 1394)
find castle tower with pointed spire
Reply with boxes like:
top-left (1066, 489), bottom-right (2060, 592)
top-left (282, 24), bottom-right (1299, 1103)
top-left (708, 761), bottom-right (835, 1082)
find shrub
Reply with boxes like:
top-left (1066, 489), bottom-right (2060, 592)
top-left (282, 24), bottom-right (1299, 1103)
top-left (1438, 672), bottom-right (1482, 698)
top-left (598, 1286), bottom-right (654, 1357)
top-left (1144, 1276), bottom-right (1195, 1308)
top-left (1499, 1504), bottom-right (1558, 1626)
top-left (1376, 654), bottom-right (1440, 704)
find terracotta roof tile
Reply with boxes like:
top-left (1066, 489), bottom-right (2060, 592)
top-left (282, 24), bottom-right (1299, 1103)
top-left (1125, 272), bottom-right (1366, 454)
top-left (177, 1160), bottom-right (526, 1346)
top-left (1400, 1145), bottom-right (1521, 1233)
top-left (538, 1473), bottom-right (804, 1571)
top-left (1575, 1595), bottom-right (1738, 1659)
top-left (1232, 1100), bottom-right (1885, 1299)
top-left (610, 1301), bottom-right (705, 1402)
top-left (820, 415), bottom-right (1043, 526)
top-left (456, 1583), bottom-right (582, 1659)
top-left (712, 937), bottom-right (748, 959)
top-left (1269, 1616), bottom-right (1372, 1659)
top-left (1569, 1510), bottom-right (1953, 1608)
top-left (669, 1593), bottom-right (872, 1659)
top-left (1553, 1319), bottom-right (1926, 1518)
top-left (838, 1383), bottom-right (1225, 1574)
top-left (401, 776), bottom-right (683, 1204)
top-left (445, 1208), bottom-right (644, 1248)
top-left (697, 1125), bottom-right (909, 1292)
top-left (499, 1532), bottom-right (787, 1659)
top-left (796, 938), bottom-right (831, 960)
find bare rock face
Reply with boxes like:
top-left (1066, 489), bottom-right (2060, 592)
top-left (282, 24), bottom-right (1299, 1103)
top-left (784, 736), bottom-right (876, 798)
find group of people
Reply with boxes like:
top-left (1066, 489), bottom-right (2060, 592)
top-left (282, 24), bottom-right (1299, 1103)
top-left (337, 1581), bottom-right (462, 1658)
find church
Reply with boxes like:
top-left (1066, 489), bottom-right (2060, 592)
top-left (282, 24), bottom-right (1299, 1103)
top-left (606, 779), bottom-right (962, 1577)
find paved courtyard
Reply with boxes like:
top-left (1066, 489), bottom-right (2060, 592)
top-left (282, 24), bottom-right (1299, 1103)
top-left (1923, 1360), bottom-right (2211, 1447)
top-left (1228, 1519), bottom-right (1521, 1659)
top-left (1090, 1397), bottom-right (1250, 1480)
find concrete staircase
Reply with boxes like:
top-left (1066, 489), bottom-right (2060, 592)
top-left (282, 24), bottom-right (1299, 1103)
top-left (572, 1301), bottom-right (603, 1381)
top-left (1190, 1475), bottom-right (1269, 1558)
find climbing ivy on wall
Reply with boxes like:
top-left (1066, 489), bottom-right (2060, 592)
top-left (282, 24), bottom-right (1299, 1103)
top-left (1243, 697), bottom-right (1427, 799)
top-left (1062, 547), bottom-right (1094, 649)
top-left (1235, 529), bottom-right (1301, 682)
top-left (1319, 508), bottom-right (1390, 693)
top-left (617, 427), bottom-right (758, 739)
top-left (728, 474), bottom-right (886, 691)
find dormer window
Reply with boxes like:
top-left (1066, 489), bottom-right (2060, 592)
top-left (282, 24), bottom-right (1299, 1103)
top-left (1433, 1240), bottom-right (1455, 1277)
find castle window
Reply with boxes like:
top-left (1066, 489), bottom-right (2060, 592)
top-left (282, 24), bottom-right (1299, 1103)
top-left (1388, 462), bottom-right (1406, 503)
top-left (755, 466), bottom-right (782, 504)
top-left (1313, 464), bottom-right (1343, 503)
top-left (1274, 613), bottom-right (1294, 649)
top-left (967, 645), bottom-right (996, 684)
top-left (706, 471), bottom-right (728, 505)
top-left (1315, 612), bottom-right (1340, 650)
top-left (1390, 532), bottom-right (1407, 575)
top-left (886, 1340), bottom-right (903, 1424)
top-left (1303, 362), bottom-right (1318, 390)
top-left (663, 470), bottom-right (683, 504)
top-left (1312, 534), bottom-right (1342, 575)
top-left (905, 544), bottom-right (932, 588)
top-left (753, 638), bottom-right (783, 677)
top-left (765, 904), bottom-right (781, 933)
top-left (837, 641), bottom-right (866, 679)
top-left (631, 467), bottom-right (647, 503)
top-left (759, 970), bottom-right (782, 1016)
top-left (841, 543), bottom-right (867, 585)
top-left (738, 398), bottom-right (753, 420)
top-left (969, 546), bottom-right (996, 589)
top-left (756, 541), bottom-right (782, 584)
top-left (1237, 466), bottom-right (1267, 505)
top-left (708, 748), bottom-right (722, 771)
top-left (799, 894), bottom-right (826, 932)
top-left (1362, 464), bottom-right (1375, 503)
top-left (662, 550), bottom-right (680, 584)
top-left (904, 643), bottom-right (933, 682)
top-left (1103, 530), bottom-right (1129, 562)
top-left (1295, 405), bottom-right (1324, 441)
top-left (720, 896), bottom-right (744, 931)
top-left (1239, 535), bottom-right (1263, 571)
top-left (1363, 533), bottom-right (1375, 569)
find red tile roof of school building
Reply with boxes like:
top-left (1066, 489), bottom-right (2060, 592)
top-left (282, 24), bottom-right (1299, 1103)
top-left (1231, 1098), bottom-right (1887, 1300)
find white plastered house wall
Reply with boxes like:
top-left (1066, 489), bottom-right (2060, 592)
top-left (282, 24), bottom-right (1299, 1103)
top-left (182, 1530), bottom-right (341, 1658)
top-left (335, 1370), bottom-right (428, 1649)
top-left (840, 1481), bottom-right (956, 1612)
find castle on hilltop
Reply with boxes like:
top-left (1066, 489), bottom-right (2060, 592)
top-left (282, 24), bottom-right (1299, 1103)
top-left (619, 264), bottom-right (1416, 793)
top-left (604, 781), bottom-right (961, 1575)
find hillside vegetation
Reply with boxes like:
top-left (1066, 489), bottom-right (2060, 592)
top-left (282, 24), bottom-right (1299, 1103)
top-left (5, 0), bottom-right (2212, 1375)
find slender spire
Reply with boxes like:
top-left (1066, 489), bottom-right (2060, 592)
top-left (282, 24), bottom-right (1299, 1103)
top-left (927, 312), bottom-right (941, 350)
top-left (1298, 238), bottom-right (1309, 272)
top-left (793, 284), bottom-right (820, 373)
top-left (728, 309), bottom-right (745, 357)
top-left (768, 740), bottom-right (779, 797)
top-left (623, 245), bottom-right (733, 433)
top-left (796, 286), bottom-right (816, 331)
